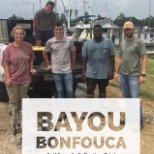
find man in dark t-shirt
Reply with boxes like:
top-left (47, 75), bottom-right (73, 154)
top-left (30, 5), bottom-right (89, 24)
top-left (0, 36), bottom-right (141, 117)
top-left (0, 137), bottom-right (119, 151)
top-left (33, 1), bottom-right (56, 46)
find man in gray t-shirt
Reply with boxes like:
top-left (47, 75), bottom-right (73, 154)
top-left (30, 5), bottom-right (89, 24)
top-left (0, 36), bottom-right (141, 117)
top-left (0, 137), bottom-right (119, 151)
top-left (43, 22), bottom-right (76, 98)
top-left (33, 1), bottom-right (56, 46)
top-left (115, 21), bottom-right (147, 98)
top-left (114, 21), bottom-right (147, 127)
top-left (82, 24), bottom-right (115, 98)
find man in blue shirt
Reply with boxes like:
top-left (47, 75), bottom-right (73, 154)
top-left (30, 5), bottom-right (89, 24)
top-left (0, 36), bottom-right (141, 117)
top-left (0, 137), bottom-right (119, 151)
top-left (82, 24), bottom-right (115, 98)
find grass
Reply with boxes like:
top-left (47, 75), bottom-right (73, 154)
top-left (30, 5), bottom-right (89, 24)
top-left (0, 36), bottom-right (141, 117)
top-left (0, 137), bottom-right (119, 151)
top-left (110, 55), bottom-right (154, 101)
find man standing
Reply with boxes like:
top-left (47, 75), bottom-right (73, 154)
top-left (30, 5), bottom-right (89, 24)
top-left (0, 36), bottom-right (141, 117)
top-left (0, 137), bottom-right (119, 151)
top-left (43, 22), bottom-right (76, 98)
top-left (33, 1), bottom-right (56, 46)
top-left (114, 21), bottom-right (147, 126)
top-left (82, 24), bottom-right (115, 98)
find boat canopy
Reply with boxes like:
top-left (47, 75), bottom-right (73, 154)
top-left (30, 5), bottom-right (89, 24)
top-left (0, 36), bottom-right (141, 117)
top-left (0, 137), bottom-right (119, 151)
top-left (78, 15), bottom-right (96, 19)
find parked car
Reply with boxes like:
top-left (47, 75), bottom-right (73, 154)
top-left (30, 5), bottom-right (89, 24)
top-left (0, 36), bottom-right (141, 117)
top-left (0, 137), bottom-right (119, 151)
top-left (0, 43), bottom-right (9, 102)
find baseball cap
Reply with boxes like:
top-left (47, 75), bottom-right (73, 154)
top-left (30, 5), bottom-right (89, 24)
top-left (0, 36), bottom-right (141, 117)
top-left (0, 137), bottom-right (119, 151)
top-left (123, 21), bottom-right (134, 30)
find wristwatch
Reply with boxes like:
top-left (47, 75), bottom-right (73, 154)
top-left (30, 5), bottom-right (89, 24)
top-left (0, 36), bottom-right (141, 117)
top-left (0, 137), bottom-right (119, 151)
top-left (141, 74), bottom-right (146, 77)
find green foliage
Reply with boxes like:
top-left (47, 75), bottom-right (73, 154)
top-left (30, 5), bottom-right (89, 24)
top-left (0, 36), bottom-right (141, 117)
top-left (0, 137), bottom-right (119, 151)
top-left (7, 11), bottom-right (154, 28)
top-left (84, 11), bottom-right (89, 16)
top-left (8, 14), bottom-right (24, 20)
top-left (56, 13), bottom-right (60, 21)
top-left (97, 15), bottom-right (105, 21)
top-left (114, 13), bottom-right (154, 28)
top-left (60, 13), bottom-right (67, 24)
top-left (74, 9), bottom-right (78, 19)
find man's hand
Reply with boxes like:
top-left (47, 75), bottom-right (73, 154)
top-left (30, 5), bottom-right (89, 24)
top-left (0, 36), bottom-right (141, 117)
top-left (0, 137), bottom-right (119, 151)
top-left (114, 73), bottom-right (119, 82)
top-left (82, 71), bottom-right (86, 82)
top-left (139, 76), bottom-right (146, 84)
top-left (108, 71), bottom-right (114, 80)
top-left (33, 32), bottom-right (35, 37)
top-left (46, 65), bottom-right (52, 70)
top-left (30, 69), bottom-right (37, 74)
top-left (6, 78), bottom-right (12, 87)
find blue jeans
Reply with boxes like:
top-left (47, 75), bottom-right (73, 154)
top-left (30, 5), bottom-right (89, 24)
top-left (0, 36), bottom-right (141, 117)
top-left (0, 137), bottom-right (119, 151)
top-left (120, 72), bottom-right (140, 98)
top-left (52, 72), bottom-right (73, 98)
top-left (120, 72), bottom-right (143, 124)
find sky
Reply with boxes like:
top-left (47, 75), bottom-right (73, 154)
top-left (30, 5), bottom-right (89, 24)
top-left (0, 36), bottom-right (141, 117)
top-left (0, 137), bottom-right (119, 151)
top-left (0, 0), bottom-right (153, 20)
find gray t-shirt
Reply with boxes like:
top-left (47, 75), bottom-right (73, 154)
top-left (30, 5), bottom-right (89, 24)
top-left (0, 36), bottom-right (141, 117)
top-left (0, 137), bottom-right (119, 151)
top-left (34, 8), bottom-right (56, 30)
top-left (82, 38), bottom-right (115, 79)
top-left (45, 37), bottom-right (74, 73)
top-left (119, 37), bottom-right (146, 76)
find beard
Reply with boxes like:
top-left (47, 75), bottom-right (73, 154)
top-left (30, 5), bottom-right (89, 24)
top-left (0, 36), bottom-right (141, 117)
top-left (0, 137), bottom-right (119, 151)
top-left (126, 33), bottom-right (133, 38)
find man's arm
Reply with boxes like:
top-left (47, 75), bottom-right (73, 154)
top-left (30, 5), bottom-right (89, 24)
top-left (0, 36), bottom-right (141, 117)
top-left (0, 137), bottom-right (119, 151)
top-left (141, 54), bottom-right (147, 74)
top-left (139, 54), bottom-right (147, 84)
top-left (42, 50), bottom-right (51, 70)
top-left (114, 56), bottom-right (122, 82)
top-left (29, 60), bottom-right (37, 74)
top-left (108, 55), bottom-right (115, 80)
top-left (4, 65), bottom-right (12, 87)
top-left (71, 50), bottom-right (76, 71)
top-left (33, 19), bottom-right (37, 36)
top-left (82, 57), bottom-right (87, 82)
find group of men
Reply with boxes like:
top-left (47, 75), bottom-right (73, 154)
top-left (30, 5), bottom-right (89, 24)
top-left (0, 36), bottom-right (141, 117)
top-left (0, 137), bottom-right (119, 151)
top-left (33, 1), bottom-right (75, 98)
top-left (33, 1), bottom-right (147, 124)
top-left (0, 1), bottom-right (146, 148)
top-left (34, 1), bottom-right (147, 97)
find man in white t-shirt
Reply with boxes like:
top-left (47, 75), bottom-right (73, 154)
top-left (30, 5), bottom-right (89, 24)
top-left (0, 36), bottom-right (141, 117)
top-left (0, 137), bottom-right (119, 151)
top-left (43, 22), bottom-right (76, 98)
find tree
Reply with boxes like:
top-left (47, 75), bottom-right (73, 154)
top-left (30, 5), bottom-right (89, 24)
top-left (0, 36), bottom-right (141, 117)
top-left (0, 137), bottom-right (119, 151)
top-left (56, 13), bottom-right (60, 21)
top-left (74, 9), bottom-right (78, 19)
top-left (84, 11), bottom-right (89, 16)
top-left (142, 16), bottom-right (154, 28)
top-left (130, 17), bottom-right (140, 27)
top-left (60, 13), bottom-right (67, 25)
top-left (114, 12), bottom-right (154, 28)
top-left (66, 9), bottom-right (73, 19)
top-left (97, 15), bottom-right (105, 20)
top-left (8, 14), bottom-right (24, 20)
top-left (114, 12), bottom-right (127, 27)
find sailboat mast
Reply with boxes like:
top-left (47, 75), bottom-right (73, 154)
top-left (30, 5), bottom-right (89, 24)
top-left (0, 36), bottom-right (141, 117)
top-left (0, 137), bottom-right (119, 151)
top-left (83, 0), bottom-right (87, 22)
top-left (68, 0), bottom-right (71, 29)
top-left (39, 0), bottom-right (41, 9)
top-left (89, 0), bottom-right (92, 23)
top-left (54, 0), bottom-right (57, 14)
top-left (148, 0), bottom-right (151, 27)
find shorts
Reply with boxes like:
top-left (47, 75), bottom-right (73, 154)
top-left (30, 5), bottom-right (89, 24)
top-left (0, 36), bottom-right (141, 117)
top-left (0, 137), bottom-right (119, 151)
top-left (35, 29), bottom-right (54, 45)
top-left (86, 77), bottom-right (109, 87)
top-left (86, 77), bottom-right (109, 94)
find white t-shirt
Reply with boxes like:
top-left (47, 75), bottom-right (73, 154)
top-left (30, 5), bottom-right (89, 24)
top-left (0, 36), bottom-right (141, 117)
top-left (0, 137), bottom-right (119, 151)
top-left (45, 36), bottom-right (74, 73)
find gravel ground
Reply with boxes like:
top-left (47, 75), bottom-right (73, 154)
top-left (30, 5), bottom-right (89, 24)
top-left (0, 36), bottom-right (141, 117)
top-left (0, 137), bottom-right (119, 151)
top-left (0, 84), bottom-right (154, 154)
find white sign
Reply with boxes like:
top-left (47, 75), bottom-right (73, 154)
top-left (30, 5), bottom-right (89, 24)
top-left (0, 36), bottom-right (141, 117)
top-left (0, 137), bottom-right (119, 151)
top-left (22, 98), bottom-right (140, 154)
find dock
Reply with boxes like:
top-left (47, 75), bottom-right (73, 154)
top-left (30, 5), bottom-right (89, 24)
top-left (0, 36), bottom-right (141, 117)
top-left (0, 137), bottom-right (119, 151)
top-left (147, 51), bottom-right (154, 58)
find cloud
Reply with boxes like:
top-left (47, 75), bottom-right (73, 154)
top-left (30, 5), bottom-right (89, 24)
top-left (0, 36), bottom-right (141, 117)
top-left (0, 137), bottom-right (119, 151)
top-left (0, 0), bottom-right (153, 20)
top-left (116, 0), bottom-right (133, 13)
top-left (115, 0), bottom-right (153, 19)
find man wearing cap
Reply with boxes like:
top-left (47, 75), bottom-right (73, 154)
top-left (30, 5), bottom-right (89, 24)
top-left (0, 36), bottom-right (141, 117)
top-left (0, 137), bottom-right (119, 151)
top-left (114, 21), bottom-right (147, 126)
